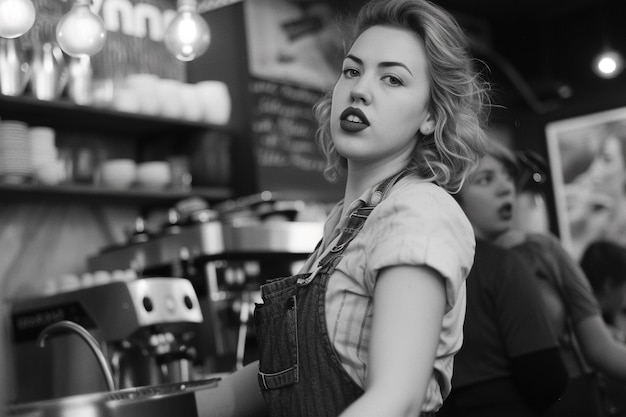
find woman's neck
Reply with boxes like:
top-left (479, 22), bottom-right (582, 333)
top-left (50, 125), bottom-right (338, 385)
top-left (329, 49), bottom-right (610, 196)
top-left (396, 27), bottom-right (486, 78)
top-left (490, 228), bottom-right (527, 248)
top-left (342, 163), bottom-right (406, 218)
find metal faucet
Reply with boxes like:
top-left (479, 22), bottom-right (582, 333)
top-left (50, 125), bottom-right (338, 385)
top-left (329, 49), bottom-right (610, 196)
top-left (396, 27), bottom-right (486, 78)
top-left (38, 320), bottom-right (116, 392)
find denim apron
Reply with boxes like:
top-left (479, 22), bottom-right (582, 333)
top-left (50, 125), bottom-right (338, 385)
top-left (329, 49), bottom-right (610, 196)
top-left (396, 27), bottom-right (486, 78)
top-left (254, 170), bottom-right (436, 417)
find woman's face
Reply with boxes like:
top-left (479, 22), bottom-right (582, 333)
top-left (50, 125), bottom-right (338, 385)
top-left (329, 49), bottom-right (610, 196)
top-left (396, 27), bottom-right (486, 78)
top-left (588, 135), bottom-right (626, 196)
top-left (458, 155), bottom-right (517, 241)
top-left (330, 25), bottom-right (434, 169)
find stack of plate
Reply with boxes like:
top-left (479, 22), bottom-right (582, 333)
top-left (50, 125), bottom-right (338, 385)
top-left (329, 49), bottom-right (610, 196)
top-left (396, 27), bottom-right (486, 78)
top-left (0, 120), bottom-right (32, 183)
top-left (30, 126), bottom-right (63, 184)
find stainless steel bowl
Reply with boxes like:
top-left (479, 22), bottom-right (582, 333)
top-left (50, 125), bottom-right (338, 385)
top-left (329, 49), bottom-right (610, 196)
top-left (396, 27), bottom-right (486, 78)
top-left (6, 378), bottom-right (220, 417)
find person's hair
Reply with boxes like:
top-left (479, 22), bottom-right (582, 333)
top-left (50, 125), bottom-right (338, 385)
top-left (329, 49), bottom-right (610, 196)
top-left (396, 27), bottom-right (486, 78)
top-left (580, 240), bottom-right (626, 293)
top-left (484, 138), bottom-right (519, 179)
top-left (454, 138), bottom-right (518, 205)
top-left (313, 0), bottom-right (490, 193)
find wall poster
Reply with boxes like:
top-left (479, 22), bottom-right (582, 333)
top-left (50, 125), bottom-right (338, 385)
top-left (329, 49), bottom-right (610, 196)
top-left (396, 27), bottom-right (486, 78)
top-left (546, 107), bottom-right (626, 261)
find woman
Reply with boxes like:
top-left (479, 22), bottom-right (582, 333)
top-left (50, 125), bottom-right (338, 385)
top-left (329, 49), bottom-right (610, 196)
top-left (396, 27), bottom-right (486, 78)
top-left (196, 0), bottom-right (490, 416)
top-left (457, 139), bottom-right (626, 417)
top-left (440, 141), bottom-right (568, 416)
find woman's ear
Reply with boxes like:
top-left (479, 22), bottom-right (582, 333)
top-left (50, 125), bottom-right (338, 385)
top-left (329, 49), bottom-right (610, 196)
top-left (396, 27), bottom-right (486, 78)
top-left (419, 115), bottom-right (435, 135)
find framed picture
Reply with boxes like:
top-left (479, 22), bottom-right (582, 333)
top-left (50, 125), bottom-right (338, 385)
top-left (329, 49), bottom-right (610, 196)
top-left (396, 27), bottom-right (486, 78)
top-left (545, 107), bottom-right (626, 261)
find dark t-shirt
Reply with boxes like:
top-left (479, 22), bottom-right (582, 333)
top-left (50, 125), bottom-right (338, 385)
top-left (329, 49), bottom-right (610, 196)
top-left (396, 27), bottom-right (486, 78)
top-left (511, 233), bottom-right (600, 377)
top-left (452, 239), bottom-right (560, 388)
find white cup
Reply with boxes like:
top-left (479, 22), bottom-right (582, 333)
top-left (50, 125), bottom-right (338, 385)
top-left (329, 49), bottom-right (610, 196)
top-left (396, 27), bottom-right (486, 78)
top-left (99, 158), bottom-right (137, 189)
top-left (126, 73), bottom-right (161, 116)
top-left (180, 83), bottom-right (204, 121)
top-left (136, 161), bottom-right (171, 189)
top-left (157, 79), bottom-right (184, 119)
top-left (113, 87), bottom-right (140, 113)
top-left (195, 81), bottom-right (231, 125)
top-left (36, 159), bottom-right (66, 185)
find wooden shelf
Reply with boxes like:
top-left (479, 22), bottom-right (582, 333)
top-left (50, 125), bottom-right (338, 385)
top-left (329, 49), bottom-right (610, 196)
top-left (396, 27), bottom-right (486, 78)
top-left (0, 94), bottom-right (236, 207)
top-left (0, 94), bottom-right (230, 137)
top-left (0, 182), bottom-right (232, 206)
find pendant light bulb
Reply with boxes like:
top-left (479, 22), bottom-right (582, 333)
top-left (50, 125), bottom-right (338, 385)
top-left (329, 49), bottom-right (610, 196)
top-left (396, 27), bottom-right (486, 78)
top-left (164, 0), bottom-right (210, 62)
top-left (592, 48), bottom-right (624, 79)
top-left (56, 0), bottom-right (106, 57)
top-left (0, 0), bottom-right (36, 39)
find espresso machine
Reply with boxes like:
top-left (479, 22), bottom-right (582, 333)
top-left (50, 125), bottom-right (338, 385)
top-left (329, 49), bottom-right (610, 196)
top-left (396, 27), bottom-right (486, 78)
top-left (86, 195), bottom-right (324, 373)
top-left (9, 277), bottom-right (203, 403)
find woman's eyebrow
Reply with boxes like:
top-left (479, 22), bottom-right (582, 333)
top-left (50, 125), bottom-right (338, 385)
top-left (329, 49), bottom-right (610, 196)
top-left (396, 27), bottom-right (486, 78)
top-left (345, 54), bottom-right (413, 76)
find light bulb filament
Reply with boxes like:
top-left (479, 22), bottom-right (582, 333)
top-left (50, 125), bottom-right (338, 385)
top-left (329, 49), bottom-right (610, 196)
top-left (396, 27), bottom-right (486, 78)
top-left (178, 15), bottom-right (200, 43)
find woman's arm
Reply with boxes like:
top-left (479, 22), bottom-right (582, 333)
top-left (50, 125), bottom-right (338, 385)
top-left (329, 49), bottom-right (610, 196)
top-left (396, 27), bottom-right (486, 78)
top-left (576, 315), bottom-right (626, 381)
top-left (339, 265), bottom-right (447, 417)
top-left (195, 361), bottom-right (268, 417)
top-left (544, 234), bottom-right (626, 380)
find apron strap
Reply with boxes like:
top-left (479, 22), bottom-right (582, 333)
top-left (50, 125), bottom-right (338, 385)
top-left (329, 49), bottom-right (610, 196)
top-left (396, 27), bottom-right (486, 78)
top-left (314, 169), bottom-right (410, 275)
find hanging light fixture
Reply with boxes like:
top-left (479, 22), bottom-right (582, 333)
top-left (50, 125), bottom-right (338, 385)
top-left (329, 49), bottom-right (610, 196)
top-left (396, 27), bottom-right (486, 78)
top-left (56, 0), bottom-right (107, 57)
top-left (164, 0), bottom-right (211, 62)
top-left (591, 1), bottom-right (624, 79)
top-left (592, 48), bottom-right (624, 79)
top-left (0, 0), bottom-right (36, 39)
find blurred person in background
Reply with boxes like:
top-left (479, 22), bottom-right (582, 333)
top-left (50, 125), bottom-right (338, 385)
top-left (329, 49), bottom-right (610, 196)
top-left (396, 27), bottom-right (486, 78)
top-left (580, 240), bottom-right (626, 417)
top-left (581, 239), bottom-right (626, 339)
top-left (437, 237), bottom-right (567, 417)
top-left (454, 138), bottom-right (626, 417)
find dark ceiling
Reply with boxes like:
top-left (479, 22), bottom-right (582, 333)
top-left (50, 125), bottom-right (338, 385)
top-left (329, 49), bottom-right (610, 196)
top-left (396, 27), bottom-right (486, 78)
top-left (336, 0), bottom-right (626, 115)
top-left (433, 0), bottom-right (626, 114)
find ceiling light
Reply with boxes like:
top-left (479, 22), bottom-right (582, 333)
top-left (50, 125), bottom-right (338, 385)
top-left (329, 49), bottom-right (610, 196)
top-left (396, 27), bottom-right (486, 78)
top-left (56, 0), bottom-right (107, 57)
top-left (0, 0), bottom-right (36, 39)
top-left (592, 48), bottom-right (624, 79)
top-left (164, 0), bottom-right (211, 62)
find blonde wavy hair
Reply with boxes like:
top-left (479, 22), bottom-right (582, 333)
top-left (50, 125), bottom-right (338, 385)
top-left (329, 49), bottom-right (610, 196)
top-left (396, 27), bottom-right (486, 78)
top-left (313, 0), bottom-right (490, 193)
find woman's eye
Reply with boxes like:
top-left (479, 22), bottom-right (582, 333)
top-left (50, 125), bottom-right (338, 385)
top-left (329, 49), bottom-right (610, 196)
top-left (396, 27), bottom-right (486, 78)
top-left (343, 68), bottom-right (359, 78)
top-left (472, 174), bottom-right (492, 186)
top-left (383, 75), bottom-right (403, 86)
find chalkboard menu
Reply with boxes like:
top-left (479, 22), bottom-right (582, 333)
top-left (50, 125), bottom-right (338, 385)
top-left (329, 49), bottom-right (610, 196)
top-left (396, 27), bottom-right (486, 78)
top-left (250, 77), bottom-right (343, 202)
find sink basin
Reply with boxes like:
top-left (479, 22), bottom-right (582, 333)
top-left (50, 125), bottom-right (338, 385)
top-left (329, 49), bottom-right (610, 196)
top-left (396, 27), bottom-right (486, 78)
top-left (6, 378), bottom-right (220, 417)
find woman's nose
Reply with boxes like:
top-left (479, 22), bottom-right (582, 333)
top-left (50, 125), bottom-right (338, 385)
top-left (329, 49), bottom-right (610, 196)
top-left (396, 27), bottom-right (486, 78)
top-left (350, 78), bottom-right (372, 104)
top-left (496, 177), bottom-right (515, 195)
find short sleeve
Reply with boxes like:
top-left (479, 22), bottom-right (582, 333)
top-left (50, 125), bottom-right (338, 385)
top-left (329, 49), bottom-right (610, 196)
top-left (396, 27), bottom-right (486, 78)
top-left (361, 181), bottom-right (475, 310)
top-left (523, 234), bottom-right (601, 324)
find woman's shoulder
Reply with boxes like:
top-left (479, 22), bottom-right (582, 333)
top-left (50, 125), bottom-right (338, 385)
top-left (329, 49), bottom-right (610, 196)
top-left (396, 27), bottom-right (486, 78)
top-left (495, 230), bottom-right (561, 250)
top-left (370, 177), bottom-right (474, 243)
top-left (522, 232), bottom-right (564, 250)
top-left (384, 176), bottom-right (463, 212)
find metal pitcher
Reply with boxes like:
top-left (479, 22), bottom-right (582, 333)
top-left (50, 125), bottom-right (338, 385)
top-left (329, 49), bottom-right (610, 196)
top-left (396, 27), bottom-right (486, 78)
top-left (30, 42), bottom-right (68, 101)
top-left (0, 38), bottom-right (31, 96)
